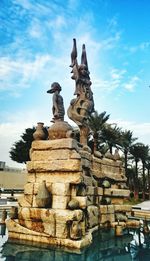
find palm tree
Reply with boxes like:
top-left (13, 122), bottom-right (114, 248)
top-left (119, 130), bottom-right (137, 181)
top-left (101, 124), bottom-right (122, 154)
top-left (145, 157), bottom-right (150, 200)
top-left (88, 111), bottom-right (110, 152)
top-left (130, 143), bottom-right (143, 199)
top-left (138, 144), bottom-right (149, 200)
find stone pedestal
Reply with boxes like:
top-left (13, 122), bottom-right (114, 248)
top-left (7, 138), bottom-right (130, 249)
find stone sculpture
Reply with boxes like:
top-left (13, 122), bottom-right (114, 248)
top-left (47, 82), bottom-right (65, 122)
top-left (47, 82), bottom-right (72, 140)
top-left (67, 39), bottom-right (94, 146)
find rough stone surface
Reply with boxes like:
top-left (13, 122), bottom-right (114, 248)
top-left (52, 195), bottom-right (70, 209)
top-left (32, 138), bottom-right (79, 151)
top-left (35, 172), bottom-right (83, 184)
top-left (87, 206), bottom-right (99, 228)
top-left (51, 183), bottom-right (70, 196)
top-left (27, 159), bottom-right (81, 173)
top-left (31, 149), bottom-right (81, 161)
top-left (7, 136), bottom-right (130, 250)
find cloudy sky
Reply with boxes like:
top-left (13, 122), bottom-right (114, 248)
top-left (0, 0), bottom-right (150, 168)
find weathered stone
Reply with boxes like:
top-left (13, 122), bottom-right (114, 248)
top-left (87, 206), bottom-right (99, 228)
top-left (18, 208), bottom-right (55, 222)
top-left (31, 138), bottom-right (79, 151)
top-left (111, 198), bottom-right (123, 204)
top-left (31, 149), bottom-right (81, 161)
top-left (55, 209), bottom-right (83, 222)
top-left (6, 217), bottom-right (92, 249)
top-left (70, 221), bottom-right (82, 240)
top-left (51, 183), bottom-right (70, 196)
top-left (100, 213), bottom-right (115, 224)
top-left (35, 172), bottom-right (83, 184)
top-left (27, 159), bottom-right (81, 173)
top-left (114, 205), bottom-right (132, 212)
top-left (19, 219), bottom-right (45, 233)
top-left (99, 205), bottom-right (114, 214)
top-left (52, 195), bottom-right (70, 209)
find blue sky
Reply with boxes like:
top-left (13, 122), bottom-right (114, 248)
top-left (0, 0), bottom-right (150, 167)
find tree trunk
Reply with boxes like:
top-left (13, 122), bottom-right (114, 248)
top-left (142, 162), bottom-right (146, 201)
top-left (148, 169), bottom-right (150, 200)
top-left (124, 149), bottom-right (128, 183)
top-left (134, 160), bottom-right (139, 200)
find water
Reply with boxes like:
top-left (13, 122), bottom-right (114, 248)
top-left (1, 227), bottom-right (150, 261)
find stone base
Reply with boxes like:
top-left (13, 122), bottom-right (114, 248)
top-left (6, 219), bottom-right (92, 250)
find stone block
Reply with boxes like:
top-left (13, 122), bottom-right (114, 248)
top-left (31, 138), bottom-right (79, 151)
top-left (110, 189), bottom-right (130, 197)
top-left (35, 172), bottom-right (83, 184)
top-left (55, 209), bottom-right (83, 222)
top-left (52, 183), bottom-right (70, 196)
top-left (114, 205), bottom-right (132, 212)
top-left (100, 205), bottom-right (114, 215)
top-left (27, 159), bottom-right (81, 173)
top-left (111, 198), bottom-right (123, 205)
top-left (87, 206), bottom-right (99, 228)
top-left (97, 187), bottom-right (103, 195)
top-left (100, 213), bottom-right (115, 224)
top-left (31, 149), bottom-right (81, 161)
top-left (52, 195), bottom-right (70, 209)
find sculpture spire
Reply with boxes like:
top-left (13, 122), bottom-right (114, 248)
top-left (67, 38), bottom-right (94, 146)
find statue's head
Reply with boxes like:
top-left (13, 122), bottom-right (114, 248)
top-left (47, 82), bottom-right (62, 93)
top-left (78, 64), bottom-right (89, 76)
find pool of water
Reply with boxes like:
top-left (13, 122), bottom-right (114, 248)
top-left (1, 227), bottom-right (150, 261)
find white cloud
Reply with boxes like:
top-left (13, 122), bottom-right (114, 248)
top-left (113, 119), bottom-right (150, 145)
top-left (123, 76), bottom-right (140, 91)
top-left (0, 55), bottom-right (52, 95)
top-left (127, 41), bottom-right (150, 53)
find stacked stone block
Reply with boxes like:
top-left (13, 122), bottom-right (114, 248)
top-left (7, 138), bottom-right (130, 249)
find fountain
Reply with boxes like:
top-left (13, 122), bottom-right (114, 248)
top-left (6, 39), bottom-right (130, 249)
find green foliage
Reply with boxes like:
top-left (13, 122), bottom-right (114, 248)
top-left (9, 127), bottom-right (36, 164)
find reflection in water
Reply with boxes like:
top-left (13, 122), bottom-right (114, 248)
top-left (127, 222), bottom-right (150, 261)
top-left (0, 226), bottom-right (150, 261)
